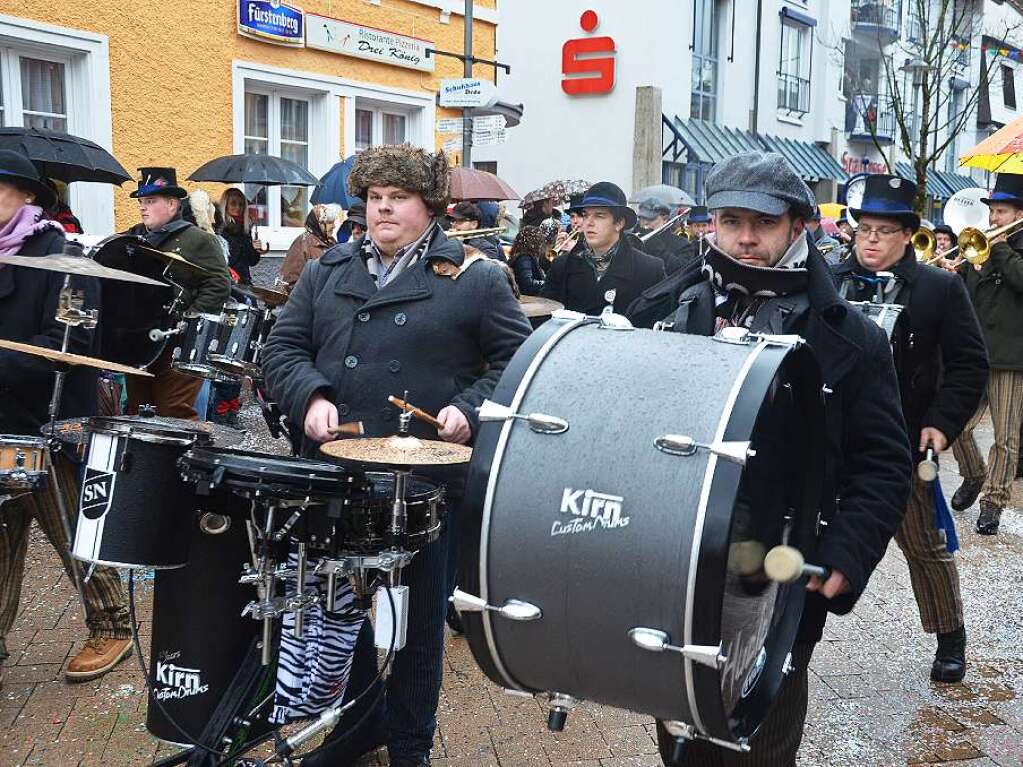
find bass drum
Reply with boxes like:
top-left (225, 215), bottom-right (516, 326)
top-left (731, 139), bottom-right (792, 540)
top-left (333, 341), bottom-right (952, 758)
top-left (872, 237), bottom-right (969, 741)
top-left (91, 234), bottom-right (175, 368)
top-left (460, 316), bottom-right (825, 750)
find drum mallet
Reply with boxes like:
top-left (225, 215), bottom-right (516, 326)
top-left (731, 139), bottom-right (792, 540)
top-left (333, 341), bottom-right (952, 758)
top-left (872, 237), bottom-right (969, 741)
top-left (326, 421), bottom-right (365, 437)
top-left (388, 395), bottom-right (443, 430)
top-left (763, 545), bottom-right (830, 584)
top-left (917, 446), bottom-right (939, 482)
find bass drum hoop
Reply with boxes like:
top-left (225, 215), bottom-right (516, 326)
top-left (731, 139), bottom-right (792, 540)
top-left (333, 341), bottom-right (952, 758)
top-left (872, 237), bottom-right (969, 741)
top-left (179, 448), bottom-right (363, 500)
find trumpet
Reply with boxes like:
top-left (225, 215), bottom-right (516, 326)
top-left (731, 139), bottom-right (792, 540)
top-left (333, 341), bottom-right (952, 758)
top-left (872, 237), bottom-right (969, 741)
top-left (446, 226), bottom-right (505, 240)
top-left (911, 227), bottom-right (936, 262)
top-left (640, 211), bottom-right (687, 243)
top-left (923, 219), bottom-right (1023, 268)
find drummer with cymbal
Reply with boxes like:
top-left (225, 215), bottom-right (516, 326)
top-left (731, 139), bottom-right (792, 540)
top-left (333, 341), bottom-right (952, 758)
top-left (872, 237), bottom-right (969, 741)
top-left (121, 167), bottom-right (231, 419)
top-left (0, 150), bottom-right (133, 689)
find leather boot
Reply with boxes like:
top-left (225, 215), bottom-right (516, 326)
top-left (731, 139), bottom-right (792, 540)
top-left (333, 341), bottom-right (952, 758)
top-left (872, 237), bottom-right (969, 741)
top-left (65, 637), bottom-right (132, 681)
top-left (931, 625), bottom-right (966, 683)
top-left (951, 478), bottom-right (983, 511)
top-left (975, 500), bottom-right (1002, 535)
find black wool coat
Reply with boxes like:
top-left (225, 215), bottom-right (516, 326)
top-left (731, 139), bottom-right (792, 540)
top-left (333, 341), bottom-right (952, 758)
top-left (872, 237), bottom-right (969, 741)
top-left (221, 223), bottom-right (261, 284)
top-left (959, 234), bottom-right (1023, 371)
top-left (261, 231), bottom-right (532, 486)
top-left (0, 226), bottom-right (99, 435)
top-left (541, 234), bottom-right (666, 315)
top-left (628, 246), bottom-right (912, 643)
top-left (639, 228), bottom-right (686, 275)
top-left (832, 248), bottom-right (989, 454)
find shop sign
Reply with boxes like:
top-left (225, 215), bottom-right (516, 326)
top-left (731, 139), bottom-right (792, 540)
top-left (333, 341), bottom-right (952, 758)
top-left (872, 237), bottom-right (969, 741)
top-left (562, 9), bottom-right (615, 96)
top-left (307, 14), bottom-right (435, 72)
top-left (238, 0), bottom-right (305, 47)
top-left (439, 78), bottom-right (498, 108)
top-left (841, 151), bottom-right (887, 175)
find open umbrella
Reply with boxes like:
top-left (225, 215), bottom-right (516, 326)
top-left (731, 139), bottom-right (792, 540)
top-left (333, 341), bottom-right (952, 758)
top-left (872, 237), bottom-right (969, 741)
top-left (629, 184), bottom-right (695, 208)
top-left (449, 167), bottom-right (519, 201)
top-left (959, 113), bottom-right (1023, 173)
top-left (818, 202), bottom-right (845, 220)
top-left (311, 155), bottom-right (358, 207)
top-left (521, 179), bottom-right (590, 206)
top-left (0, 127), bottom-right (130, 185)
top-left (188, 154), bottom-right (319, 186)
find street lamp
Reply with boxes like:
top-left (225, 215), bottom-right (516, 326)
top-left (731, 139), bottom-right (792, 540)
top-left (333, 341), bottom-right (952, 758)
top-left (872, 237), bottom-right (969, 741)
top-left (902, 56), bottom-right (932, 87)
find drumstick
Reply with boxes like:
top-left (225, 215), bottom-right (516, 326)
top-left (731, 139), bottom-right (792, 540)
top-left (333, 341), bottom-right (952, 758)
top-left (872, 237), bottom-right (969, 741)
top-left (388, 395), bottom-right (443, 430)
top-left (327, 421), bottom-right (365, 436)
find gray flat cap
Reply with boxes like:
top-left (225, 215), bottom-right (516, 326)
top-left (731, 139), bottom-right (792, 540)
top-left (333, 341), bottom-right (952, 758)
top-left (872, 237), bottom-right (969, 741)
top-left (705, 152), bottom-right (815, 217)
top-left (637, 197), bottom-right (671, 220)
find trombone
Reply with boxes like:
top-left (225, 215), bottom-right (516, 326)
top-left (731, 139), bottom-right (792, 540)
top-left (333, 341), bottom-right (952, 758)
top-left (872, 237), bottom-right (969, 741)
top-left (922, 219), bottom-right (1023, 268)
top-left (911, 227), bottom-right (936, 262)
top-left (640, 211), bottom-right (687, 243)
top-left (446, 226), bottom-right (505, 240)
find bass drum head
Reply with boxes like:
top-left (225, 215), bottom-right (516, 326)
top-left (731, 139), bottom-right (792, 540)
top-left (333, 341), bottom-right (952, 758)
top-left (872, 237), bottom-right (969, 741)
top-left (92, 234), bottom-right (175, 368)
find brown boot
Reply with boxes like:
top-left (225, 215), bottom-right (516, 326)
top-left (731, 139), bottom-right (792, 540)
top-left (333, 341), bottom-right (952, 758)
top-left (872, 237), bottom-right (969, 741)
top-left (65, 637), bottom-right (133, 681)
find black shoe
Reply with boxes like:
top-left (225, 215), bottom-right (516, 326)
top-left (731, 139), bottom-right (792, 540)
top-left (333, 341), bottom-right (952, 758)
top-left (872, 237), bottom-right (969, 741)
top-left (931, 626), bottom-right (966, 683)
top-left (446, 603), bottom-right (464, 636)
top-left (951, 479), bottom-right (984, 511)
top-left (975, 500), bottom-right (1002, 535)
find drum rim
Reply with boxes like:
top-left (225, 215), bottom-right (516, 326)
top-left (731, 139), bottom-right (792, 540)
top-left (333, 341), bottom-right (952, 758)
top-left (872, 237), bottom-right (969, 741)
top-left (71, 552), bottom-right (188, 569)
top-left (206, 353), bottom-right (260, 376)
top-left (170, 361), bottom-right (240, 383)
top-left (87, 416), bottom-right (215, 447)
top-left (0, 434), bottom-right (49, 448)
top-left (179, 447), bottom-right (359, 497)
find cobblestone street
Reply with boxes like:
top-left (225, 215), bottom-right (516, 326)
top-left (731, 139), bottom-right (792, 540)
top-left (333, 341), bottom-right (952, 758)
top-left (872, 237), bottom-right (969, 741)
top-left (1, 411), bottom-right (1021, 766)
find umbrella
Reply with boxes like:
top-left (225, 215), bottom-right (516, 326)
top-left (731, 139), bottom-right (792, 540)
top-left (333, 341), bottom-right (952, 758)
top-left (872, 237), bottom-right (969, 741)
top-left (311, 155), bottom-right (358, 207)
top-left (522, 179), bottom-right (590, 206)
top-left (959, 112), bottom-right (1023, 173)
top-left (819, 202), bottom-right (846, 220)
top-left (188, 154), bottom-right (319, 186)
top-left (449, 167), bottom-right (520, 201)
top-left (0, 127), bottom-right (130, 185)
top-left (629, 184), bottom-right (695, 208)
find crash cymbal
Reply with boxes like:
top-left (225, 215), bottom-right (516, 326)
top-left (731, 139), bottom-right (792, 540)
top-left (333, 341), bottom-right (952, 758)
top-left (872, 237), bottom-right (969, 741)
top-left (320, 435), bottom-right (471, 466)
top-left (132, 243), bottom-right (213, 274)
top-left (235, 283), bottom-right (289, 307)
top-left (0, 253), bottom-right (167, 286)
top-left (518, 296), bottom-right (564, 318)
top-left (0, 339), bottom-right (154, 377)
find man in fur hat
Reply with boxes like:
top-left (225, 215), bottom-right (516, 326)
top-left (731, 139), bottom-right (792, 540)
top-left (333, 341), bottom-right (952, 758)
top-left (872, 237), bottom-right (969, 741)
top-left (262, 144), bottom-right (531, 767)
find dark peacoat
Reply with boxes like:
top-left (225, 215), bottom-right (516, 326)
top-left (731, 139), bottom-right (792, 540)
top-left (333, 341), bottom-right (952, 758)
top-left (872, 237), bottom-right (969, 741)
top-left (959, 234), bottom-right (1023, 371)
top-left (541, 234), bottom-right (666, 315)
top-left (261, 230), bottom-right (532, 485)
top-left (0, 225), bottom-right (99, 435)
top-left (832, 248), bottom-right (989, 456)
top-left (628, 245), bottom-right (912, 643)
top-left (638, 228), bottom-right (685, 275)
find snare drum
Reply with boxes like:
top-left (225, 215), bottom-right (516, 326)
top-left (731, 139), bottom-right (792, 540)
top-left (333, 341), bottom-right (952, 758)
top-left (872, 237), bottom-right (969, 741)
top-left (72, 417), bottom-right (213, 569)
top-left (171, 313), bottom-right (230, 381)
top-left (460, 317), bottom-right (825, 750)
top-left (207, 302), bottom-right (273, 380)
top-left (333, 472), bottom-right (445, 555)
top-left (0, 435), bottom-right (49, 495)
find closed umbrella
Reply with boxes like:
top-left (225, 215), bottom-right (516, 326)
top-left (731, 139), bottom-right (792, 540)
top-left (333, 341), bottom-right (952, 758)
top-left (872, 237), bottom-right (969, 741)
top-left (188, 154), bottom-right (319, 186)
top-left (449, 167), bottom-right (519, 201)
top-left (629, 183), bottom-right (695, 208)
top-left (0, 127), bottom-right (130, 185)
top-left (311, 155), bottom-right (358, 207)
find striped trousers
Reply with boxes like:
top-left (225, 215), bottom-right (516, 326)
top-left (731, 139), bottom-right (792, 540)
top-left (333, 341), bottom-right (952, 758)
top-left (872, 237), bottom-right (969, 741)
top-left (895, 477), bottom-right (963, 634)
top-left (952, 368), bottom-right (1023, 508)
top-left (0, 454), bottom-right (130, 663)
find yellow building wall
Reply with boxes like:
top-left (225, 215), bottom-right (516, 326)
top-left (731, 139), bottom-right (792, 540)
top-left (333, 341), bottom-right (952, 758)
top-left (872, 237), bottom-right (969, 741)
top-left (1, 0), bottom-right (496, 228)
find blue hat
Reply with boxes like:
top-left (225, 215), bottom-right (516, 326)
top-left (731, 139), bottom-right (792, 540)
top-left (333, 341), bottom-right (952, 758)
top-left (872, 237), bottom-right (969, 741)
top-left (130, 166), bottom-right (188, 199)
top-left (568, 181), bottom-right (638, 229)
top-left (687, 205), bottom-right (711, 223)
top-left (981, 174), bottom-right (1023, 208)
top-left (849, 174), bottom-right (920, 230)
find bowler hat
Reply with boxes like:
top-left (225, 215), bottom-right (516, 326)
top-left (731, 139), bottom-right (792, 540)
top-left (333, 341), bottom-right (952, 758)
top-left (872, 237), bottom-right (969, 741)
top-left (849, 174), bottom-right (920, 230)
top-left (687, 205), bottom-right (711, 223)
top-left (705, 152), bottom-right (815, 217)
top-left (981, 173), bottom-right (1023, 209)
top-left (0, 150), bottom-right (56, 209)
top-left (568, 181), bottom-right (638, 229)
top-left (934, 223), bottom-right (955, 238)
top-left (130, 167), bottom-right (188, 199)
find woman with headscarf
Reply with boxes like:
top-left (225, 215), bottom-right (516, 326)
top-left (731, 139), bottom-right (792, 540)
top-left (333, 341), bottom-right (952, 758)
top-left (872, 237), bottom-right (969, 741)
top-left (218, 188), bottom-right (262, 284)
top-left (281, 204), bottom-right (340, 286)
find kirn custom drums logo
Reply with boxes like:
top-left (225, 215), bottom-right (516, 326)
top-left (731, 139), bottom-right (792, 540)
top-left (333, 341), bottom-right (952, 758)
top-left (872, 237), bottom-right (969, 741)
top-left (153, 650), bottom-right (209, 701)
top-left (80, 468), bottom-right (115, 520)
top-left (552, 487), bottom-right (629, 536)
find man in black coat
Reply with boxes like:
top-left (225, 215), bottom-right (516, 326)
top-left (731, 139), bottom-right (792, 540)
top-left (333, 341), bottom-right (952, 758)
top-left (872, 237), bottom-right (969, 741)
top-left (635, 198), bottom-right (684, 274)
top-left (541, 182), bottom-right (665, 315)
top-left (448, 200), bottom-right (504, 261)
top-left (832, 174), bottom-right (988, 684)
top-left (262, 144), bottom-right (531, 767)
top-left (628, 152), bottom-right (911, 766)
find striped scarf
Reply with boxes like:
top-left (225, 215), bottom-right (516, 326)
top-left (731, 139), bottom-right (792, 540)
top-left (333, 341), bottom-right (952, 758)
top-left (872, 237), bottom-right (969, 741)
top-left (363, 222), bottom-right (437, 289)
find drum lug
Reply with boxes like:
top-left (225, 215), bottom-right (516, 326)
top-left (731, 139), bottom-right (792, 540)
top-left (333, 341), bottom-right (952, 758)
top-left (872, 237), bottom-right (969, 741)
top-left (477, 400), bottom-right (569, 435)
top-left (628, 628), bottom-right (727, 670)
top-left (546, 692), bottom-right (576, 731)
top-left (450, 588), bottom-right (542, 621)
top-left (654, 435), bottom-right (755, 466)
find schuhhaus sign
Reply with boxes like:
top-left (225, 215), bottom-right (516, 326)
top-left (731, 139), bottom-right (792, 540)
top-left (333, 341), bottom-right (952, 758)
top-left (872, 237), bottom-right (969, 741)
top-left (306, 14), bottom-right (435, 72)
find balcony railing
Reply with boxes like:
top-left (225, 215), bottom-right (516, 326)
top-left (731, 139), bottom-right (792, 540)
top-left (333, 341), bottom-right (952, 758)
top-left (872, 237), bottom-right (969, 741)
top-left (777, 73), bottom-right (811, 115)
top-left (851, 0), bottom-right (902, 42)
top-left (845, 93), bottom-right (897, 144)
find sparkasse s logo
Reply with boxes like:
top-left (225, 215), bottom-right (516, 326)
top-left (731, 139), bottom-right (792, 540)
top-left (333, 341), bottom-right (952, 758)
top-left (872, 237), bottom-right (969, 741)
top-left (561, 10), bottom-right (616, 96)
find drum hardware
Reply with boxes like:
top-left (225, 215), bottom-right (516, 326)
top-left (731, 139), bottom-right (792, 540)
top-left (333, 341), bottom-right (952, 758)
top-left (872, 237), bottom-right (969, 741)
top-left (546, 693), bottom-right (577, 732)
top-left (199, 512), bottom-right (231, 534)
top-left (598, 289), bottom-right (634, 331)
top-left (712, 326), bottom-right (805, 349)
top-left (388, 394), bottom-right (442, 430)
top-left (477, 400), bottom-right (569, 434)
top-left (449, 588), bottom-right (543, 621)
top-left (660, 720), bottom-right (752, 755)
top-left (917, 447), bottom-right (939, 482)
top-left (781, 652), bottom-right (795, 676)
top-left (627, 628), bottom-right (728, 669)
top-left (653, 435), bottom-right (755, 466)
top-left (148, 324), bottom-right (183, 342)
top-left (763, 545), bottom-right (829, 584)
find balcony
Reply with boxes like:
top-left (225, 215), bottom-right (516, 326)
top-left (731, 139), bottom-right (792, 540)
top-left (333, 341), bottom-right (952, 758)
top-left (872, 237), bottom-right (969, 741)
top-left (845, 93), bottom-right (897, 144)
top-left (851, 0), bottom-right (902, 44)
top-left (777, 73), bottom-right (811, 115)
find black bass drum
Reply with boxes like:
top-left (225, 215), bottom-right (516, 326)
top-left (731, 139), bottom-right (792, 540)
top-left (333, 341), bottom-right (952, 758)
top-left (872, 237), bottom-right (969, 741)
top-left (460, 315), bottom-right (825, 751)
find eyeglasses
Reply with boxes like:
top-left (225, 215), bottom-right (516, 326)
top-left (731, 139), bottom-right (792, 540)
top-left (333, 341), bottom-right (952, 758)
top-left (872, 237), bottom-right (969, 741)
top-left (855, 226), bottom-right (906, 239)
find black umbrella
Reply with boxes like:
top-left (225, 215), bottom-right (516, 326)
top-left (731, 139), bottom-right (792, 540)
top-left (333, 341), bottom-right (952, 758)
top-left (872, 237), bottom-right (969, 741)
top-left (0, 127), bottom-right (130, 185)
top-left (188, 153), bottom-right (319, 186)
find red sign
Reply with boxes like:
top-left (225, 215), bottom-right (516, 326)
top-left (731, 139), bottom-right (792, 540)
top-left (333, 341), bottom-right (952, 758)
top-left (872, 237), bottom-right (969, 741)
top-left (841, 151), bottom-right (886, 175)
top-left (562, 10), bottom-right (615, 95)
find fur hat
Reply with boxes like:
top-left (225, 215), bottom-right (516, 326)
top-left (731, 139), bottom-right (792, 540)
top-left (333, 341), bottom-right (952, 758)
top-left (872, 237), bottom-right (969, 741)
top-left (347, 144), bottom-right (450, 215)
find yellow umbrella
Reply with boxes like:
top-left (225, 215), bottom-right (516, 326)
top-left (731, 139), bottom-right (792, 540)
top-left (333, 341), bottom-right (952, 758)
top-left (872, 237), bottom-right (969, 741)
top-left (959, 112), bottom-right (1023, 173)
top-left (819, 202), bottom-right (845, 219)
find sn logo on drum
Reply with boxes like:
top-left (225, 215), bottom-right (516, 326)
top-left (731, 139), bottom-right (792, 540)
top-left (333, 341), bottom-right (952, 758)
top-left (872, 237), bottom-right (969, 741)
top-left (553, 487), bottom-right (629, 537)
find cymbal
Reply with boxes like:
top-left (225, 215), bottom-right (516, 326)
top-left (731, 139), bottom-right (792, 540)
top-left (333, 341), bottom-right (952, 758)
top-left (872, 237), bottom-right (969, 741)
top-left (320, 435), bottom-right (472, 466)
top-left (235, 284), bottom-right (289, 307)
top-left (0, 254), bottom-right (167, 286)
top-left (519, 296), bottom-right (564, 318)
top-left (0, 339), bottom-right (154, 377)
top-left (133, 243), bottom-right (213, 274)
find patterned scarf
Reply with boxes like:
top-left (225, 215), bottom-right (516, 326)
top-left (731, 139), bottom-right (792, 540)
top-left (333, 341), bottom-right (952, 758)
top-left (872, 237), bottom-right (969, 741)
top-left (0, 205), bottom-right (62, 260)
top-left (363, 222), bottom-right (437, 289)
top-left (581, 239), bottom-right (621, 278)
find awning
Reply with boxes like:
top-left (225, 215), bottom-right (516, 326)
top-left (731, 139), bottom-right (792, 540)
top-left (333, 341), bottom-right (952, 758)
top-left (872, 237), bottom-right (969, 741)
top-left (896, 163), bottom-right (982, 199)
top-left (757, 133), bottom-right (848, 183)
top-left (936, 170), bottom-right (981, 195)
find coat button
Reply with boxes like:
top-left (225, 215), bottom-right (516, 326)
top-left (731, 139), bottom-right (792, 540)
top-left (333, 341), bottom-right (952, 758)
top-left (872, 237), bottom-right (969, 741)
top-left (345, 355), bottom-right (358, 368)
top-left (357, 311), bottom-right (370, 322)
top-left (389, 360), bottom-right (401, 373)
top-left (394, 312), bottom-right (407, 326)
top-left (338, 403), bottom-right (350, 416)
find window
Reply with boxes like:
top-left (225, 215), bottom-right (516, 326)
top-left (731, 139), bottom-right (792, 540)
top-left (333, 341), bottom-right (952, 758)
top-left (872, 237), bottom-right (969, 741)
top-left (473, 161), bottom-right (498, 174)
top-left (691, 0), bottom-right (719, 121)
top-left (0, 50), bottom-right (69, 131)
top-left (1002, 64), bottom-right (1016, 109)
top-left (352, 102), bottom-right (410, 150)
top-left (243, 88), bottom-right (311, 228)
top-left (777, 21), bottom-right (811, 114)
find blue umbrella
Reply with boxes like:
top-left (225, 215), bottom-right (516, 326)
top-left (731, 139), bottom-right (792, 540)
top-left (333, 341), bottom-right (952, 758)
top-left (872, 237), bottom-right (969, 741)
top-left (311, 155), bottom-right (357, 208)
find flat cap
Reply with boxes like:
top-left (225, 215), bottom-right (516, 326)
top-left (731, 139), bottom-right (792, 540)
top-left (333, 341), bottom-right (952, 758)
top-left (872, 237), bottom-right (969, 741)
top-left (705, 152), bottom-right (815, 217)
top-left (637, 197), bottom-right (671, 220)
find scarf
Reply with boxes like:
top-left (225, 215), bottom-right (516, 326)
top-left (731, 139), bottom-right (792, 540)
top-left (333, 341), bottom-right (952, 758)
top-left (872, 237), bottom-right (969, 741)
top-left (841, 262), bottom-right (902, 304)
top-left (0, 205), bottom-right (61, 259)
top-left (363, 222), bottom-right (437, 289)
top-left (581, 239), bottom-right (621, 278)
